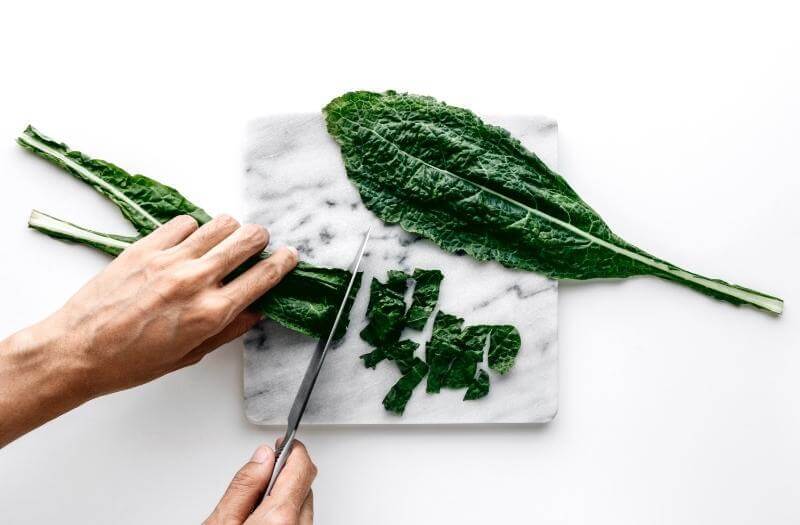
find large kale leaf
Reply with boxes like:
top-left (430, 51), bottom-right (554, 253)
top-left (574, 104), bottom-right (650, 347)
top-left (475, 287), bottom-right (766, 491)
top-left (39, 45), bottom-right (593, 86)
top-left (324, 91), bottom-right (783, 314)
top-left (20, 127), bottom-right (359, 339)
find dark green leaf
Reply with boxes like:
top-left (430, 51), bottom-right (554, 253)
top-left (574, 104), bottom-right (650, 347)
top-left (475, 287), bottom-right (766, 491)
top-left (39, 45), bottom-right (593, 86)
top-left (382, 357), bottom-right (428, 415)
top-left (464, 369), bottom-right (490, 400)
top-left (425, 311), bottom-right (465, 393)
top-left (359, 275), bottom-right (408, 346)
top-left (405, 268), bottom-right (443, 330)
top-left (461, 325), bottom-right (521, 375)
top-left (324, 91), bottom-right (782, 314)
top-left (19, 126), bottom-right (210, 235)
top-left (20, 128), bottom-right (359, 339)
top-left (384, 339), bottom-right (419, 374)
top-left (359, 347), bottom-right (386, 369)
top-left (386, 270), bottom-right (410, 293)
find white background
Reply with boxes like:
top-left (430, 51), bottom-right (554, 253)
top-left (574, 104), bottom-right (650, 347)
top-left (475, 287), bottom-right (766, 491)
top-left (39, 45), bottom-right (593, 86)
top-left (0, 1), bottom-right (798, 523)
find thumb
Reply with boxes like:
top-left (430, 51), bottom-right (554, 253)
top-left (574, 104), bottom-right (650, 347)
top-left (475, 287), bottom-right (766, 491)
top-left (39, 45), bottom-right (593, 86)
top-left (205, 445), bottom-right (275, 524)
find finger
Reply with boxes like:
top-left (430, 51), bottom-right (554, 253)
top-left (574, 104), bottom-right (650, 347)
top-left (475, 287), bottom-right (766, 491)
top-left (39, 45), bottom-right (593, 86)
top-left (176, 214), bottom-right (240, 258)
top-left (200, 223), bottom-right (269, 281)
top-left (221, 247), bottom-right (298, 313)
top-left (206, 445), bottom-right (275, 524)
top-left (133, 215), bottom-right (198, 251)
top-left (173, 310), bottom-right (262, 370)
top-left (256, 439), bottom-right (317, 515)
top-left (299, 490), bottom-right (314, 525)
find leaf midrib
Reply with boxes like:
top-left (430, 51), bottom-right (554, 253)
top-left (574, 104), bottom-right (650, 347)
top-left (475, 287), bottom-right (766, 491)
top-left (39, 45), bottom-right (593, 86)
top-left (20, 133), bottom-right (163, 229)
top-left (338, 115), bottom-right (782, 311)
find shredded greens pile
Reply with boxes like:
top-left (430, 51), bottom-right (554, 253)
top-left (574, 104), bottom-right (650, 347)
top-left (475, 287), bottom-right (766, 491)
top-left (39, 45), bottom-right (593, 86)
top-left (359, 269), bottom-right (521, 414)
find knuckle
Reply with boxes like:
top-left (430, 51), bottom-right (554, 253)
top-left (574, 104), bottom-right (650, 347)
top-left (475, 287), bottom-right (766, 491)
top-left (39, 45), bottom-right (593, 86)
top-left (173, 214), bottom-right (199, 230)
top-left (197, 295), bottom-right (234, 325)
top-left (228, 468), bottom-right (262, 494)
top-left (267, 505), bottom-right (299, 525)
top-left (215, 214), bottom-right (240, 229)
top-left (242, 223), bottom-right (269, 246)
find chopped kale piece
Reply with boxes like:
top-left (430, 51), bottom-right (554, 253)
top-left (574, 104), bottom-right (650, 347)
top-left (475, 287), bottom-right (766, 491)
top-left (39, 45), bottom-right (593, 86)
top-left (383, 358), bottom-right (429, 415)
top-left (386, 270), bottom-right (411, 293)
top-left (425, 312), bottom-right (465, 393)
top-left (461, 324), bottom-right (521, 375)
top-left (464, 369), bottom-right (490, 400)
top-left (359, 347), bottom-right (386, 369)
top-left (359, 276), bottom-right (408, 346)
top-left (384, 339), bottom-right (420, 374)
top-left (405, 268), bottom-right (444, 330)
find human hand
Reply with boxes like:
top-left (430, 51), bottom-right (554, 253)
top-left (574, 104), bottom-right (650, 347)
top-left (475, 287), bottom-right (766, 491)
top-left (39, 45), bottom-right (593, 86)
top-left (205, 440), bottom-right (316, 525)
top-left (35, 214), bottom-right (297, 397)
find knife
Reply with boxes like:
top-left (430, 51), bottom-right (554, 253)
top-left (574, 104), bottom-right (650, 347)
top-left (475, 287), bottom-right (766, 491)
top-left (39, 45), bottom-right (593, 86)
top-left (264, 227), bottom-right (371, 497)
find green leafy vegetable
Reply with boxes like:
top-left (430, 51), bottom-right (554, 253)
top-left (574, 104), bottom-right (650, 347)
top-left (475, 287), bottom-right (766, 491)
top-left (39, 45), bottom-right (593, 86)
top-left (20, 127), bottom-right (359, 339)
top-left (382, 357), bottom-right (428, 415)
top-left (386, 270), bottom-right (410, 293)
top-left (464, 369), bottom-right (490, 400)
top-left (425, 312), bottom-right (467, 393)
top-left (359, 339), bottom-right (419, 373)
top-left (324, 91), bottom-right (783, 314)
top-left (461, 325), bottom-right (521, 375)
top-left (359, 347), bottom-right (386, 369)
top-left (359, 276), bottom-right (408, 346)
top-left (405, 268), bottom-right (444, 330)
top-left (383, 339), bottom-right (419, 374)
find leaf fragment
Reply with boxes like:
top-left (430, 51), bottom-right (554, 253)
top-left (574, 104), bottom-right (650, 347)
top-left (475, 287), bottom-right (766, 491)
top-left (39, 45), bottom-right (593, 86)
top-left (464, 369), bottom-right (490, 400)
top-left (405, 268), bottom-right (444, 330)
top-left (382, 358), bottom-right (429, 415)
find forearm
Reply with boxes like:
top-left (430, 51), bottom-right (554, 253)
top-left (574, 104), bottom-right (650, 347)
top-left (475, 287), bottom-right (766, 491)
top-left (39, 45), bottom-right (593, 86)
top-left (0, 316), bottom-right (91, 448)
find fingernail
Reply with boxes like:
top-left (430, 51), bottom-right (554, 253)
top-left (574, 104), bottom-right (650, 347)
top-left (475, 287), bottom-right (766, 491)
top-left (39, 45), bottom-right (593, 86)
top-left (286, 246), bottom-right (298, 258)
top-left (251, 446), bottom-right (270, 464)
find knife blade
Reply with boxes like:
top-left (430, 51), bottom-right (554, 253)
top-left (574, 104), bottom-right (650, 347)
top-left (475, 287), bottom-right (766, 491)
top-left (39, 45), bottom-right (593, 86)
top-left (264, 227), bottom-right (371, 497)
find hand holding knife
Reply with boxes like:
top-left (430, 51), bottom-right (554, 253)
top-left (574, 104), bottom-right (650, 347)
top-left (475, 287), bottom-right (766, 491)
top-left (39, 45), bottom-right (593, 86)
top-left (263, 228), bottom-right (371, 498)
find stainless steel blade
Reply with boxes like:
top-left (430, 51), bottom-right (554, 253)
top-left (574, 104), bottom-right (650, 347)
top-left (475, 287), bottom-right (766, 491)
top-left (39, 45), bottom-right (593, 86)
top-left (264, 227), bottom-right (371, 497)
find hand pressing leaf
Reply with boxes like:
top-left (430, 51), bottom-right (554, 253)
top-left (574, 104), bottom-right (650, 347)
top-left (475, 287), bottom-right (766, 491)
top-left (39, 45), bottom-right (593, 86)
top-left (20, 127), bottom-right (360, 339)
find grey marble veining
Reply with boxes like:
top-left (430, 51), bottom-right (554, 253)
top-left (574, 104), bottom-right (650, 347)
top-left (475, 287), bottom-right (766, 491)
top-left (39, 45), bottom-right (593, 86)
top-left (243, 114), bottom-right (558, 424)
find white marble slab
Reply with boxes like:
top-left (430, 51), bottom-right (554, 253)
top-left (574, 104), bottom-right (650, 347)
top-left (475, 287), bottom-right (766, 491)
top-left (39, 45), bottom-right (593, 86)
top-left (243, 114), bottom-right (558, 425)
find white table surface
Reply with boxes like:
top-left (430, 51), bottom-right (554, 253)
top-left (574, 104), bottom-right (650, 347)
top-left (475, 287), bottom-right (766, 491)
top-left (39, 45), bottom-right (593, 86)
top-left (0, 2), bottom-right (798, 524)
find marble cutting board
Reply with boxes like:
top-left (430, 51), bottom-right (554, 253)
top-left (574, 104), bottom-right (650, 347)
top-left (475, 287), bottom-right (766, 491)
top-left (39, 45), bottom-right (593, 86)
top-left (243, 114), bottom-right (558, 425)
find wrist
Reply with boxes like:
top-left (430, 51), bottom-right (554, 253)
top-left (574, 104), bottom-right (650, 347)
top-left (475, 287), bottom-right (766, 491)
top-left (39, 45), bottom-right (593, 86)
top-left (0, 316), bottom-right (94, 446)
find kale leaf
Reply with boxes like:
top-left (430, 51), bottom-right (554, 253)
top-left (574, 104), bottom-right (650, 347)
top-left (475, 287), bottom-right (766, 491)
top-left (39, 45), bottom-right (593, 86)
top-left (464, 369), bottom-right (490, 401)
top-left (425, 312), bottom-right (466, 393)
top-left (20, 127), bottom-right (360, 339)
top-left (382, 357), bottom-right (429, 415)
top-left (324, 91), bottom-right (782, 314)
top-left (405, 268), bottom-right (444, 330)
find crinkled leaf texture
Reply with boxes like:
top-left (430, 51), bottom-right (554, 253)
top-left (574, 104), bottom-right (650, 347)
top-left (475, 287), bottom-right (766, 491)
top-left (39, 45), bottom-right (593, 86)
top-left (324, 91), bottom-right (782, 314)
top-left (20, 126), bottom-right (359, 339)
top-left (405, 268), bottom-right (443, 330)
top-left (383, 357), bottom-right (429, 415)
